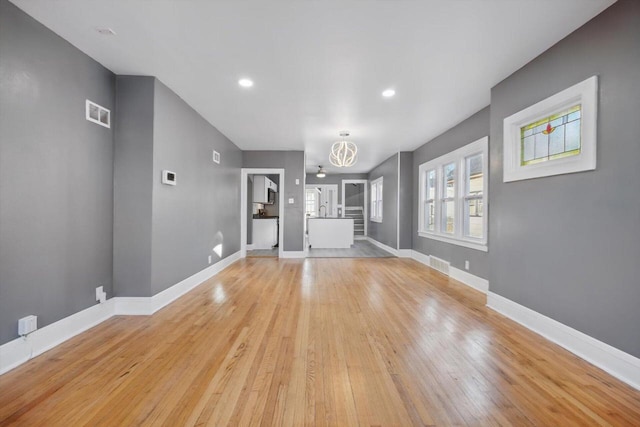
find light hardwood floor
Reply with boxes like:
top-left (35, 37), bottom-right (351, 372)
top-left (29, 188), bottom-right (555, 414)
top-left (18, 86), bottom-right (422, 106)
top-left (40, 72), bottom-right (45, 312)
top-left (1, 258), bottom-right (639, 426)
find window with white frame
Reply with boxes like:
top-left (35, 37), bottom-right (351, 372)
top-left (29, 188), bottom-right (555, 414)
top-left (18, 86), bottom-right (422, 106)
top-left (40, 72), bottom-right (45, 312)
top-left (370, 177), bottom-right (383, 223)
top-left (418, 136), bottom-right (488, 251)
top-left (503, 75), bottom-right (597, 182)
top-left (305, 189), bottom-right (317, 217)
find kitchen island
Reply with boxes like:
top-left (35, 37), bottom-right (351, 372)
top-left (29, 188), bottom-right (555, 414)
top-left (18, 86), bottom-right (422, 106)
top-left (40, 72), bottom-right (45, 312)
top-left (307, 217), bottom-right (354, 249)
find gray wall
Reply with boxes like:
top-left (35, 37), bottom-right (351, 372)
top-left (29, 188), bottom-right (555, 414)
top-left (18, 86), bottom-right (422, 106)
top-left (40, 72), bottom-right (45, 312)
top-left (368, 154), bottom-right (398, 249)
top-left (398, 152), bottom-right (413, 250)
top-left (489, 0), bottom-right (640, 358)
top-left (344, 183), bottom-right (365, 207)
top-left (113, 76), bottom-right (154, 297)
top-left (412, 108), bottom-right (490, 278)
top-left (243, 151), bottom-right (305, 251)
top-left (113, 78), bottom-right (242, 297)
top-left (150, 79), bottom-right (242, 294)
top-left (0, 0), bottom-right (115, 344)
top-left (306, 173), bottom-right (368, 205)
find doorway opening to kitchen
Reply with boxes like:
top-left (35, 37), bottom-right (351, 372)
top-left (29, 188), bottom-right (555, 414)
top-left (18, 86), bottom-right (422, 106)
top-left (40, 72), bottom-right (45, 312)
top-left (241, 168), bottom-right (284, 258)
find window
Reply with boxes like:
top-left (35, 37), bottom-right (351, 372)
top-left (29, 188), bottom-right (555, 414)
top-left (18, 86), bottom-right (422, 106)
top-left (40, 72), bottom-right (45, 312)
top-left (503, 75), bottom-right (597, 182)
top-left (418, 136), bottom-right (488, 252)
top-left (305, 189), bottom-right (317, 217)
top-left (424, 170), bottom-right (436, 231)
top-left (370, 177), bottom-right (383, 223)
top-left (520, 105), bottom-right (581, 166)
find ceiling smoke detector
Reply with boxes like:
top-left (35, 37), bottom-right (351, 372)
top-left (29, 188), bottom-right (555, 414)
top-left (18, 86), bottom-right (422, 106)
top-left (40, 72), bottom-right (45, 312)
top-left (95, 27), bottom-right (116, 36)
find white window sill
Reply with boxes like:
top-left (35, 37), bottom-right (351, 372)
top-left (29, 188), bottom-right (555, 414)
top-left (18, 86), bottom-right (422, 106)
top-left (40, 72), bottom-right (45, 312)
top-left (370, 218), bottom-right (382, 223)
top-left (417, 231), bottom-right (488, 252)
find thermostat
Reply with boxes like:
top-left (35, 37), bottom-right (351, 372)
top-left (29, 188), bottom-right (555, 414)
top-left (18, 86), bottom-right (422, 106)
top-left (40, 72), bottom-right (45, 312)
top-left (162, 170), bottom-right (177, 185)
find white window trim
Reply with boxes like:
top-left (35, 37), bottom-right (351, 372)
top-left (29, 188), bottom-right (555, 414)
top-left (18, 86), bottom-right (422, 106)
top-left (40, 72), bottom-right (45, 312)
top-left (370, 177), bottom-right (383, 223)
top-left (418, 136), bottom-right (488, 252)
top-left (503, 75), bottom-right (597, 183)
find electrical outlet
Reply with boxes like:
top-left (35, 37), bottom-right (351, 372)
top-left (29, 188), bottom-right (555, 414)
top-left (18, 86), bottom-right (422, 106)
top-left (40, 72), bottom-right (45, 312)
top-left (208, 255), bottom-right (212, 264)
top-left (288, 198), bottom-right (294, 204)
top-left (465, 260), bottom-right (470, 270)
top-left (18, 315), bottom-right (37, 336)
top-left (96, 286), bottom-right (106, 304)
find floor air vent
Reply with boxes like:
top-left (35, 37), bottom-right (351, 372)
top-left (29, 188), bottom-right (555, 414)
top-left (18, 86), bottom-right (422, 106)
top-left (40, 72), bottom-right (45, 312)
top-left (429, 256), bottom-right (450, 275)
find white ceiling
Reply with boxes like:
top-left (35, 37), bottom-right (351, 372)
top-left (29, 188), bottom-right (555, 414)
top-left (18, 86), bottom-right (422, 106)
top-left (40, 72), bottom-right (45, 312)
top-left (12, 0), bottom-right (615, 174)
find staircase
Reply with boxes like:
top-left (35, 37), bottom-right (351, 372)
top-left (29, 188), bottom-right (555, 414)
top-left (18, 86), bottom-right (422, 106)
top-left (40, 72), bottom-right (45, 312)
top-left (345, 206), bottom-right (365, 238)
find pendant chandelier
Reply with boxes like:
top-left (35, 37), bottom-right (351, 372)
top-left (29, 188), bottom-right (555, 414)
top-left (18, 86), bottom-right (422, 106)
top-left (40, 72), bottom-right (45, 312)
top-left (316, 166), bottom-right (327, 178)
top-left (329, 131), bottom-right (357, 168)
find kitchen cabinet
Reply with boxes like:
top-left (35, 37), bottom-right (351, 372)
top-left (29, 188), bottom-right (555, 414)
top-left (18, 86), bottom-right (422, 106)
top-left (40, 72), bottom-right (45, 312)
top-left (252, 218), bottom-right (278, 249)
top-left (252, 175), bottom-right (278, 204)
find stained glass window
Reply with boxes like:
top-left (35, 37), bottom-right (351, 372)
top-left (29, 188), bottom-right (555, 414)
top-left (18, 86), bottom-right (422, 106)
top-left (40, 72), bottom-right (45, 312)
top-left (520, 105), bottom-right (581, 166)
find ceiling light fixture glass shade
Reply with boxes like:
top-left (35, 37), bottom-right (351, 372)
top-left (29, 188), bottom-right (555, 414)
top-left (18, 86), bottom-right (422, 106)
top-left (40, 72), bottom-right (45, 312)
top-left (329, 140), bottom-right (358, 168)
top-left (316, 166), bottom-right (327, 178)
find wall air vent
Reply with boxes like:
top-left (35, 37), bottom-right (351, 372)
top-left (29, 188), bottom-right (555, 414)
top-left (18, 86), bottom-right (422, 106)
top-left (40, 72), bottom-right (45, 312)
top-left (86, 100), bottom-right (110, 128)
top-left (429, 255), bottom-right (450, 276)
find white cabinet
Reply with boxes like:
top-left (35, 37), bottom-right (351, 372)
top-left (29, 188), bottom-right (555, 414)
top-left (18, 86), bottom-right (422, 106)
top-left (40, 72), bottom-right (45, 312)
top-left (252, 218), bottom-right (278, 249)
top-left (252, 175), bottom-right (278, 204)
top-left (308, 218), bottom-right (354, 248)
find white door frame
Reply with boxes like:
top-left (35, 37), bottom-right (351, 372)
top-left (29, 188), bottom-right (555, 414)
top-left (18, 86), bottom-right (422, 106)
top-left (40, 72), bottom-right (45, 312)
top-left (341, 179), bottom-right (368, 236)
top-left (241, 168), bottom-right (285, 258)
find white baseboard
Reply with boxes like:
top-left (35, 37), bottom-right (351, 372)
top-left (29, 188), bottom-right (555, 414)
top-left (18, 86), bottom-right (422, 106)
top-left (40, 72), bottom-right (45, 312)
top-left (147, 251), bottom-right (242, 314)
top-left (280, 251), bottom-right (306, 258)
top-left (410, 250), bottom-right (488, 294)
top-left (410, 250), bottom-right (430, 266)
top-left (487, 291), bottom-right (640, 391)
top-left (397, 249), bottom-right (412, 258)
top-left (0, 251), bottom-right (241, 376)
top-left (366, 237), bottom-right (399, 256)
top-left (449, 266), bottom-right (489, 294)
top-left (0, 299), bottom-right (116, 375)
top-left (354, 235), bottom-right (368, 240)
top-left (246, 244), bottom-right (255, 250)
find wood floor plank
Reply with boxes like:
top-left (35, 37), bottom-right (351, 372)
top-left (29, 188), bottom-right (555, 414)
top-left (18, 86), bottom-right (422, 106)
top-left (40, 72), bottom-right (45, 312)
top-left (1, 257), bottom-right (639, 426)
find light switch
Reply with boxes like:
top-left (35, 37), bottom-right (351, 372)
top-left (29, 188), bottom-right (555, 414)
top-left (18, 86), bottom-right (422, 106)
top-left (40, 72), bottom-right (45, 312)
top-left (295, 178), bottom-right (299, 185)
top-left (288, 198), bottom-right (294, 204)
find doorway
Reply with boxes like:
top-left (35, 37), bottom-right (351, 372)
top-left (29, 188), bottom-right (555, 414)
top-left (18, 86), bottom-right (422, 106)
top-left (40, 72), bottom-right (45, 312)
top-left (241, 168), bottom-right (285, 258)
top-left (341, 179), bottom-right (368, 237)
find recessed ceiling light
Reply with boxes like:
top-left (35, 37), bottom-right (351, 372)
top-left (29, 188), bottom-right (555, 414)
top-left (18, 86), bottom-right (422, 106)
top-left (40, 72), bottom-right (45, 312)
top-left (238, 78), bottom-right (254, 88)
top-left (382, 89), bottom-right (395, 98)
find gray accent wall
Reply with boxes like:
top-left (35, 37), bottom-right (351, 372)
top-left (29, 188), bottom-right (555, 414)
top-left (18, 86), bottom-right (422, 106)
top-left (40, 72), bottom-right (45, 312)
top-left (412, 108), bottom-right (490, 279)
top-left (113, 76), bottom-right (154, 297)
top-left (489, 0), bottom-right (640, 358)
top-left (398, 152), bottom-right (413, 250)
top-left (243, 151), bottom-right (305, 252)
top-left (0, 0), bottom-right (115, 344)
top-left (344, 183), bottom-right (365, 207)
top-left (368, 154), bottom-right (398, 249)
top-left (113, 77), bottom-right (242, 297)
top-left (150, 79), bottom-right (242, 295)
